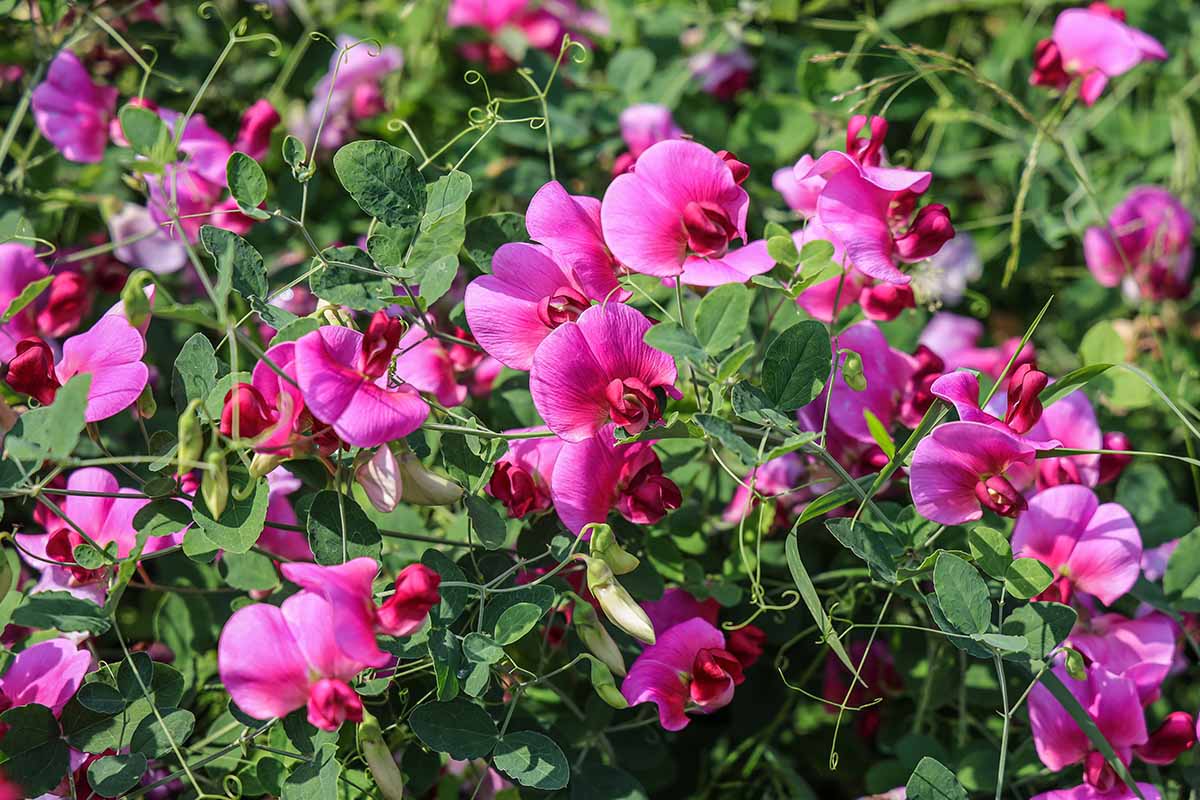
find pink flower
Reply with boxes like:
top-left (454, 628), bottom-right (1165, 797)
top-left (1140, 539), bottom-right (1177, 582)
top-left (486, 429), bottom-right (563, 518)
top-left (1011, 484), bottom-right (1141, 606)
top-left (530, 302), bottom-right (678, 442)
top-left (614, 104), bottom-right (684, 174)
top-left (601, 140), bottom-right (749, 278)
top-left (233, 99), bottom-right (280, 161)
top-left (1030, 5), bottom-right (1166, 106)
top-left (1033, 783), bottom-right (1161, 800)
top-left (822, 640), bottom-right (902, 738)
top-left (294, 315), bottom-right (431, 448)
top-left (525, 181), bottom-right (625, 301)
top-left (909, 421), bottom-right (1038, 524)
top-left (1098, 431), bottom-right (1132, 484)
top-left (620, 617), bottom-right (744, 730)
top-left (217, 591), bottom-right (368, 730)
top-left (1084, 187), bottom-right (1193, 301)
top-left (220, 341), bottom-right (309, 455)
top-left (550, 424), bottom-right (681, 534)
top-left (0, 244), bottom-right (69, 361)
top-left (929, 365), bottom-right (1059, 447)
top-left (774, 155), bottom-right (825, 218)
top-left (722, 453), bottom-right (806, 525)
top-left (107, 203), bottom-right (188, 274)
top-left (918, 312), bottom-right (1035, 379)
top-left (1028, 665), bottom-right (1146, 788)
top-left (293, 36), bottom-right (403, 150)
top-left (280, 558), bottom-right (440, 666)
top-left (688, 48), bottom-right (754, 100)
top-left (0, 638), bottom-right (91, 718)
top-left (448, 0), bottom-right (602, 71)
top-left (465, 243), bottom-right (607, 370)
top-left (641, 588), bottom-right (765, 669)
top-left (801, 117), bottom-right (953, 285)
top-left (678, 239), bottom-right (776, 288)
top-left (392, 323), bottom-right (467, 408)
top-left (1070, 611), bottom-right (1177, 705)
top-left (31, 51), bottom-right (117, 163)
top-left (1031, 390), bottom-right (1103, 489)
top-left (1134, 711), bottom-right (1195, 764)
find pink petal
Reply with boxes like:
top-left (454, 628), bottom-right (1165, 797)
top-left (55, 315), bottom-right (149, 422)
top-left (281, 591), bottom-right (370, 681)
top-left (621, 617), bottom-right (725, 731)
top-left (1028, 666), bottom-right (1093, 771)
top-left (281, 558), bottom-right (390, 668)
top-left (1068, 500), bottom-right (1142, 606)
top-left (641, 588), bottom-right (718, 634)
top-left (527, 182), bottom-right (625, 300)
top-left (218, 602), bottom-right (312, 721)
top-left (826, 321), bottom-right (912, 444)
top-left (1083, 226), bottom-right (1125, 287)
top-left (909, 421), bottom-right (1036, 525)
top-left (530, 321), bottom-right (616, 443)
top-left (1011, 484), bottom-right (1099, 571)
top-left (394, 327), bottom-right (466, 407)
top-left (816, 169), bottom-right (908, 284)
top-left (1087, 667), bottom-right (1147, 751)
top-left (679, 240), bottom-right (773, 287)
top-left (1070, 612), bottom-right (1176, 704)
top-left (0, 638), bottom-right (91, 716)
top-left (464, 244), bottom-right (567, 370)
top-left (575, 302), bottom-right (677, 397)
top-left (549, 427), bottom-right (623, 534)
top-left (1054, 9), bottom-right (1156, 77)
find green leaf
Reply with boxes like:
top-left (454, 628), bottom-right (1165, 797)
top-left (862, 409), bottom-right (894, 458)
top-left (77, 683), bottom-right (127, 715)
top-left (191, 475), bottom-right (270, 554)
top-left (570, 765), bottom-right (647, 800)
top-left (694, 414), bottom-right (758, 465)
top-left (134, 499), bottom-right (192, 538)
top-left (1004, 557), bottom-right (1054, 600)
top-left (493, 731), bottom-right (569, 790)
top-left (462, 632), bottom-right (505, 664)
top-left (282, 742), bottom-right (341, 800)
top-left (199, 225), bottom-right (268, 302)
top-left (933, 553), bottom-right (991, 635)
top-left (1, 274), bottom-right (52, 323)
top-left (1040, 363), bottom-right (1112, 407)
top-left (1038, 671), bottom-right (1146, 800)
top-left (762, 320), bottom-right (831, 411)
top-left (767, 234), bottom-right (800, 267)
top-left (643, 322), bottom-right (707, 363)
top-left (120, 105), bottom-right (175, 163)
top-left (826, 518), bottom-right (903, 583)
top-left (0, 704), bottom-right (70, 796)
top-left (494, 602), bottom-right (542, 645)
top-left (1119, 464), bottom-right (1196, 549)
top-left (332, 140), bottom-right (425, 229)
top-left (281, 135), bottom-right (306, 169)
top-left (967, 526), bottom-right (1012, 580)
top-left (693, 283), bottom-right (751, 354)
top-left (906, 756), bottom-right (967, 800)
top-left (221, 550), bottom-right (280, 591)
top-left (171, 333), bottom-right (218, 411)
top-left (465, 495), bottom-right (508, 549)
top-left (429, 627), bottom-right (462, 701)
top-left (607, 48), bottom-right (656, 98)
top-left (730, 382), bottom-right (795, 430)
top-left (1079, 322), bottom-right (1151, 409)
top-left (226, 152), bottom-right (268, 213)
top-left (4, 373), bottom-right (91, 463)
top-left (1163, 526), bottom-right (1200, 609)
top-left (408, 180), bottom-right (468, 306)
top-left (408, 699), bottom-right (499, 760)
top-left (88, 753), bottom-right (148, 797)
top-left (464, 212), bottom-right (528, 273)
top-left (422, 171), bottom-right (472, 230)
top-left (310, 246), bottom-right (395, 311)
top-left (974, 632), bottom-right (1028, 652)
top-left (794, 474), bottom-right (877, 525)
top-left (306, 490), bottom-right (383, 564)
top-left (785, 533), bottom-right (864, 687)
top-left (422, 550), bottom-right (469, 626)
top-left (716, 340), bottom-right (755, 382)
top-left (12, 591), bottom-right (111, 634)
top-left (129, 708), bottom-right (194, 757)
top-left (1001, 602), bottom-right (1076, 661)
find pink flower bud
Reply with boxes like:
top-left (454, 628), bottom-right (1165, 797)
top-left (1134, 711), bottom-right (1196, 765)
top-left (6, 337), bottom-right (60, 405)
top-left (233, 99), bottom-right (280, 161)
top-left (681, 200), bottom-right (738, 259)
top-left (1098, 431), bottom-right (1133, 484)
top-left (894, 204), bottom-right (955, 262)
top-left (376, 563), bottom-right (441, 637)
top-left (306, 678), bottom-right (363, 732)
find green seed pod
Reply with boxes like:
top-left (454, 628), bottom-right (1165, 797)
top-left (177, 399), bottom-right (204, 469)
top-left (201, 450), bottom-right (229, 519)
top-left (121, 270), bottom-right (153, 329)
top-left (842, 351), bottom-right (867, 391)
top-left (586, 557), bottom-right (655, 645)
top-left (569, 594), bottom-right (626, 677)
top-left (135, 384), bottom-right (157, 419)
top-left (358, 710), bottom-right (404, 800)
top-left (587, 523), bottom-right (640, 575)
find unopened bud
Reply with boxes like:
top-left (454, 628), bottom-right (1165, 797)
top-left (121, 270), bottom-right (153, 328)
top-left (202, 450), bottom-right (229, 519)
top-left (568, 592), bottom-right (626, 677)
top-left (317, 300), bottom-right (351, 327)
top-left (586, 557), bottom-right (655, 645)
top-left (358, 710), bottom-right (405, 800)
top-left (1063, 646), bottom-right (1086, 681)
top-left (587, 524), bottom-right (639, 575)
top-left (249, 452), bottom-right (285, 480)
top-left (842, 351), bottom-right (866, 391)
top-left (356, 445), bottom-right (401, 513)
top-left (135, 384), bottom-right (157, 419)
top-left (398, 451), bottom-right (462, 506)
top-left (177, 399), bottom-right (204, 469)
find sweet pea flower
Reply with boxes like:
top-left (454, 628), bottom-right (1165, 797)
top-left (1098, 432), bottom-right (1132, 484)
top-left (1030, 4), bottom-right (1166, 106)
top-left (614, 103), bottom-right (684, 174)
top-left (929, 365), bottom-right (1059, 447)
top-left (1012, 485), bottom-right (1141, 606)
top-left (106, 203), bottom-right (188, 274)
top-left (793, 221), bottom-right (916, 323)
top-left (1084, 187), bottom-right (1193, 301)
top-left (551, 424), bottom-right (681, 534)
top-left (641, 588), bottom-right (765, 669)
top-left (7, 314), bottom-right (149, 422)
top-left (220, 341), bottom-right (309, 455)
top-left (909, 421), bottom-right (1038, 524)
top-left (258, 468), bottom-right (314, 561)
top-left (1030, 390), bottom-right (1103, 489)
top-left (722, 452), bottom-right (806, 525)
top-left (447, 0), bottom-right (571, 71)
top-left (294, 313), bottom-right (431, 447)
top-left (293, 36), bottom-right (403, 151)
top-left (918, 312), bottom-right (1035, 379)
top-left (774, 154), bottom-right (825, 219)
top-left (392, 323), bottom-right (467, 408)
top-left (233, 99), bottom-right (280, 161)
top-left (530, 302), bottom-right (678, 442)
top-left (465, 242), bottom-right (609, 370)
top-left (621, 617), bottom-right (745, 730)
top-left (1070, 611), bottom-right (1177, 705)
top-left (280, 558), bottom-right (441, 667)
top-left (688, 47), bottom-right (754, 100)
top-left (0, 638), bottom-right (90, 720)
top-left (1032, 783), bottom-right (1161, 800)
top-left (31, 51), bottom-right (117, 163)
top-left (601, 140), bottom-right (750, 279)
top-left (486, 429), bottom-right (563, 518)
top-left (525, 181), bottom-right (625, 301)
top-left (218, 592), bottom-right (369, 730)
top-left (0, 244), bottom-right (49, 361)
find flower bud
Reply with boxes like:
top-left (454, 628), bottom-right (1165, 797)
top-left (841, 351), bottom-right (866, 391)
top-left (569, 593), bottom-right (626, 677)
top-left (249, 452), bottom-right (285, 480)
top-left (233, 99), bottom-right (281, 162)
top-left (177, 399), bottom-right (205, 469)
top-left (1098, 431), bottom-right (1132, 485)
top-left (1134, 711), bottom-right (1196, 765)
top-left (121, 270), bottom-right (153, 329)
top-left (377, 563), bottom-right (441, 637)
top-left (586, 557), bottom-right (655, 645)
top-left (356, 445), bottom-right (402, 513)
top-left (5, 337), bottom-right (60, 405)
top-left (357, 710), bottom-right (405, 800)
top-left (397, 451), bottom-right (463, 506)
top-left (587, 524), bottom-right (639, 575)
top-left (202, 449), bottom-right (229, 520)
top-left (135, 384), bottom-right (157, 420)
top-left (307, 678), bottom-right (363, 731)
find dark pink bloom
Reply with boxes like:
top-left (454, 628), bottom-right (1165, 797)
top-left (909, 421), bottom-right (1037, 524)
top-left (377, 563), bottom-right (442, 636)
top-left (929, 367), bottom-right (1059, 448)
top-left (0, 244), bottom-right (51, 361)
top-left (31, 51), bottom-right (117, 163)
top-left (1031, 390), bottom-right (1103, 489)
top-left (774, 154), bottom-right (825, 218)
top-left (525, 181), bottom-right (625, 301)
top-left (465, 243), bottom-right (607, 370)
top-left (1070, 611), bottom-right (1176, 704)
top-left (392, 323), bottom-right (467, 408)
top-left (601, 140), bottom-right (749, 278)
top-left (1084, 187), bottom-right (1192, 301)
top-left (688, 48), bottom-right (754, 100)
top-left (36, 271), bottom-right (90, 339)
top-left (722, 453), bottom-right (807, 524)
top-left (447, 0), bottom-right (597, 71)
top-left (640, 588), bottom-right (765, 670)
top-left (233, 99), bottom-right (280, 161)
top-left (621, 617), bottom-right (743, 730)
top-left (530, 303), bottom-right (678, 441)
top-left (1031, 781), bottom-right (1160, 799)
top-left (259, 468), bottom-right (313, 561)
top-left (220, 341), bottom-right (319, 457)
top-left (294, 317), bottom-right (431, 448)
top-left (918, 311), bottom-right (1035, 379)
top-left (6, 337), bottom-right (59, 405)
top-left (1030, 6), bottom-right (1166, 106)
top-left (1134, 711), bottom-right (1196, 764)
top-left (1012, 485), bottom-right (1141, 606)
top-left (551, 424), bottom-right (681, 534)
top-left (0, 638), bottom-right (91, 718)
top-left (218, 591), bottom-right (369, 729)
top-left (293, 36), bottom-right (403, 150)
top-left (898, 345), bottom-right (946, 428)
top-left (1098, 431), bottom-right (1132, 484)
top-left (486, 429), bottom-right (563, 518)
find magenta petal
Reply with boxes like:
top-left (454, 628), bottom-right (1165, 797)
top-left (642, 588), bottom-right (718, 634)
top-left (55, 315), bottom-right (149, 422)
top-left (1054, 10), bottom-right (1156, 77)
top-left (1070, 612), bottom-right (1176, 704)
top-left (577, 303), bottom-right (677, 396)
top-left (549, 427), bottom-right (623, 534)
top-left (526, 182), bottom-right (624, 299)
top-left (335, 380), bottom-right (430, 448)
top-left (61, 467), bottom-right (120, 536)
top-left (621, 617), bottom-right (725, 731)
top-left (929, 370), bottom-right (1001, 427)
top-left (826, 322), bottom-right (912, 444)
top-left (393, 327), bottom-right (466, 408)
top-left (1068, 500), bottom-right (1142, 606)
top-left (281, 558), bottom-right (390, 669)
top-left (1011, 484), bottom-right (1099, 570)
top-left (0, 638), bottom-right (91, 716)
top-left (1028, 666), bottom-right (1093, 771)
top-left (1083, 226), bottom-right (1125, 287)
top-left (816, 170), bottom-right (908, 285)
top-left (218, 602), bottom-right (312, 721)
top-left (679, 240), bottom-right (774, 287)
top-left (281, 591), bottom-right (371, 681)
